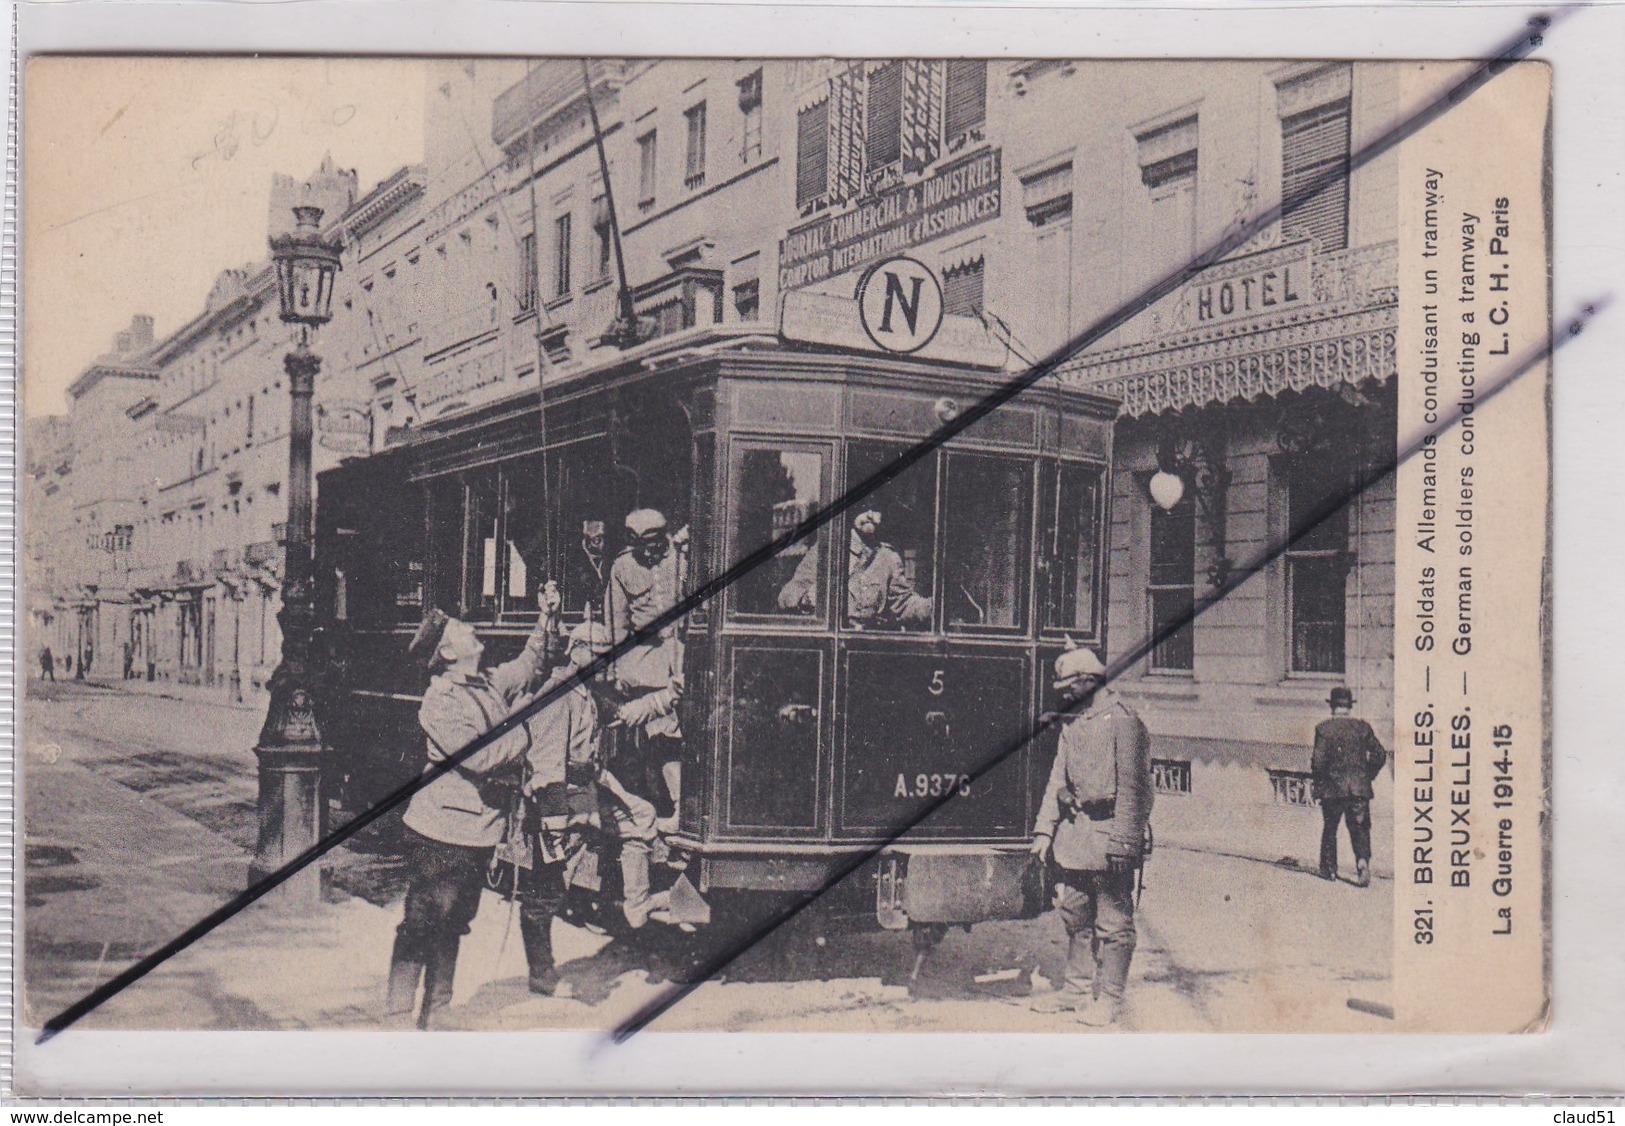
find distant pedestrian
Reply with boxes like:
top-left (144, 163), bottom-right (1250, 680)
top-left (122, 639), bottom-right (135, 680)
top-left (1311, 686), bottom-right (1388, 887)
top-left (39, 645), bottom-right (55, 682)
top-left (1029, 647), bottom-right (1153, 1027)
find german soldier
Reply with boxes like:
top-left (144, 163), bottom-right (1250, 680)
top-left (564, 518), bottom-right (609, 620)
top-left (1311, 686), bottom-right (1387, 886)
top-left (1029, 648), bottom-right (1153, 1026)
top-left (846, 509), bottom-right (932, 628)
top-left (604, 507), bottom-right (687, 821)
top-left (384, 592), bottom-right (554, 1029)
top-left (511, 614), bottom-right (609, 994)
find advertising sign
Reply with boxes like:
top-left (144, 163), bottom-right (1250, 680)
top-left (778, 147), bottom-right (1002, 292)
top-left (316, 399), bottom-right (371, 455)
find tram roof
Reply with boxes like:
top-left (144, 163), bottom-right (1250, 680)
top-left (394, 323), bottom-right (1120, 450)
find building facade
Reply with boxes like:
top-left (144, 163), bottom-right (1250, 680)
top-left (33, 158), bottom-right (384, 697)
top-left (29, 59), bottom-right (1399, 863)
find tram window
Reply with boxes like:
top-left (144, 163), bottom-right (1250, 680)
top-left (368, 490), bottom-right (429, 628)
top-left (1040, 462), bottom-right (1103, 635)
top-left (844, 442), bottom-right (936, 631)
top-left (731, 445), bottom-right (826, 619)
top-left (464, 469), bottom-right (501, 621)
top-left (426, 476), bottom-right (465, 616)
top-left (502, 455), bottom-right (549, 618)
top-left (943, 454), bottom-right (1032, 630)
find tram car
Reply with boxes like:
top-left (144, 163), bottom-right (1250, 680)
top-left (313, 325), bottom-right (1117, 957)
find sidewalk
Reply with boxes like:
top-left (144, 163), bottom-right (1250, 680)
top-left (72, 671), bottom-right (268, 713)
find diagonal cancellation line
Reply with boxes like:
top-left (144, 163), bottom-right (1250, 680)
top-left (38, 13), bottom-right (1564, 1044)
top-left (608, 296), bottom-right (1596, 1044)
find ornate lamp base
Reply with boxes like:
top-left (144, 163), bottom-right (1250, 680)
top-left (249, 742), bottom-right (325, 902)
top-left (248, 653), bottom-right (326, 902)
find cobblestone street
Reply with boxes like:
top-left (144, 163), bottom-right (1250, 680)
top-left (22, 679), bottom-right (1393, 1035)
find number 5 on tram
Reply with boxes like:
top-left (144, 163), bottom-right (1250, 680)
top-left (313, 329), bottom-right (1117, 948)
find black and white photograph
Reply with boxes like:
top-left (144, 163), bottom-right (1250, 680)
top-left (17, 48), bottom-right (1550, 1048)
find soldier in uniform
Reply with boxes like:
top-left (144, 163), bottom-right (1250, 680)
top-left (1311, 686), bottom-right (1388, 887)
top-left (846, 510), bottom-right (932, 628)
top-left (563, 519), bottom-right (609, 620)
top-left (384, 592), bottom-right (555, 1029)
top-left (529, 613), bottom-right (675, 933)
top-left (514, 616), bottom-right (607, 995)
top-left (604, 508), bottom-right (687, 820)
top-left (1029, 648), bottom-right (1153, 1026)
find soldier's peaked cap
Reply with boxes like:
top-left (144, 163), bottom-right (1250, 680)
top-left (625, 508), bottom-right (668, 536)
top-left (1053, 647), bottom-right (1106, 687)
top-left (568, 620), bottom-right (614, 652)
top-left (407, 607), bottom-right (451, 666)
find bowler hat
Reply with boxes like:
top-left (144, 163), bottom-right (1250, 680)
top-left (1329, 686), bottom-right (1356, 709)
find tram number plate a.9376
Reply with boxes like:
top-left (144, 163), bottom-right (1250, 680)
top-left (895, 772), bottom-right (973, 799)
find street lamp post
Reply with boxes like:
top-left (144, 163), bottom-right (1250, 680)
top-left (250, 204), bottom-right (342, 900)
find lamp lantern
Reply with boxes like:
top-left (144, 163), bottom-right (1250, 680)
top-left (1148, 469), bottom-right (1187, 512)
top-left (270, 206), bottom-right (343, 328)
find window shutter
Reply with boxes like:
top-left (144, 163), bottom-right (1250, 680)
top-left (866, 61), bottom-right (904, 169)
top-left (796, 100), bottom-right (829, 207)
top-left (944, 59), bottom-right (987, 138)
top-left (1281, 98), bottom-right (1350, 251)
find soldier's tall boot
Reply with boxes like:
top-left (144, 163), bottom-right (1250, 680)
top-left (417, 938), bottom-right (461, 1031)
top-left (520, 911), bottom-right (561, 996)
top-left (384, 935), bottom-right (425, 1029)
top-left (1082, 943), bottom-right (1134, 1027)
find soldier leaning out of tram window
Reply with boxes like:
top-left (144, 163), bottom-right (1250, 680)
top-left (846, 509), bottom-right (933, 628)
top-left (385, 590), bottom-right (555, 1029)
top-left (605, 507), bottom-right (688, 823)
top-left (1029, 647), bottom-right (1154, 1028)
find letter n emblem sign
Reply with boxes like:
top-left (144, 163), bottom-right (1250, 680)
top-left (857, 255), bottom-right (945, 354)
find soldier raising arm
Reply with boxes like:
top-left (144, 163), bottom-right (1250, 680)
top-left (384, 590), bottom-right (556, 1029)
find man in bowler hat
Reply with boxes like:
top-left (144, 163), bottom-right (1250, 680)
top-left (1311, 685), bottom-right (1388, 886)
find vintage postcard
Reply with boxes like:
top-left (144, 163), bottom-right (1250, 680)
top-left (17, 48), bottom-right (1550, 1057)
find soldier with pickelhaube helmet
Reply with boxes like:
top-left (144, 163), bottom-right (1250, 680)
top-left (1029, 646), bottom-right (1154, 1027)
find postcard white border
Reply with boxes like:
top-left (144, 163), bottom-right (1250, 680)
top-left (8, 0), bottom-right (1623, 1098)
